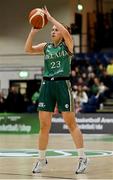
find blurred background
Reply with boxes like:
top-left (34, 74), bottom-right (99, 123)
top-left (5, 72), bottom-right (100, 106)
top-left (0, 0), bottom-right (113, 134)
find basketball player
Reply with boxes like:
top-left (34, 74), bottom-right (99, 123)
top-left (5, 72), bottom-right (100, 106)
top-left (25, 6), bottom-right (88, 174)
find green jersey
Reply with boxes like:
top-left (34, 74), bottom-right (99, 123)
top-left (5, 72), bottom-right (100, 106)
top-left (43, 42), bottom-right (71, 77)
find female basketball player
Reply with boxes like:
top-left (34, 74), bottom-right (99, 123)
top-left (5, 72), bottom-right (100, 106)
top-left (25, 6), bottom-right (88, 174)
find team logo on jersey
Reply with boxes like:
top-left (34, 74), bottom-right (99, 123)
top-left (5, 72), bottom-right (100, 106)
top-left (45, 50), bottom-right (68, 60)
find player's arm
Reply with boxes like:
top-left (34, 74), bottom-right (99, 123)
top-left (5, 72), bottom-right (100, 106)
top-left (25, 28), bottom-right (46, 54)
top-left (43, 6), bottom-right (73, 53)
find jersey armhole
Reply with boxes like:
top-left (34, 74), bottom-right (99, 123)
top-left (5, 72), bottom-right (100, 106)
top-left (44, 43), bottom-right (52, 54)
top-left (63, 42), bottom-right (73, 56)
top-left (44, 43), bottom-right (48, 54)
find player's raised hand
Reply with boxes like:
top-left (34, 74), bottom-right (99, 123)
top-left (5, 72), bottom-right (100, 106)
top-left (42, 6), bottom-right (52, 21)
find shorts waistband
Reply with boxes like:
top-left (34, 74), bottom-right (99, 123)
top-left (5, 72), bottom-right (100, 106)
top-left (43, 76), bottom-right (70, 81)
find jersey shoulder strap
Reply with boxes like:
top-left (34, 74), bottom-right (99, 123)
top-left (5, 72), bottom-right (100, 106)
top-left (44, 43), bottom-right (52, 54)
top-left (62, 41), bottom-right (73, 56)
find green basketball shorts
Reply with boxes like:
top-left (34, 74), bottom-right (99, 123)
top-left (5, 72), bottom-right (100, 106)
top-left (38, 80), bottom-right (74, 112)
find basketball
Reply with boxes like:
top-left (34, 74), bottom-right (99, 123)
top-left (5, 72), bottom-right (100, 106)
top-left (29, 8), bottom-right (48, 29)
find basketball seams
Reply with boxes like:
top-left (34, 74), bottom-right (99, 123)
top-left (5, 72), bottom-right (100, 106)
top-left (29, 12), bottom-right (44, 24)
top-left (29, 8), bottom-right (48, 29)
top-left (42, 15), bottom-right (45, 28)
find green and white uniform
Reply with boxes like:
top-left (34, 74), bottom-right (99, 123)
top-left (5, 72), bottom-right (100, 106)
top-left (38, 41), bottom-right (74, 112)
top-left (43, 42), bottom-right (70, 77)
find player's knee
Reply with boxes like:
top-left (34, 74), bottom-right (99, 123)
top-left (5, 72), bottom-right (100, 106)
top-left (40, 121), bottom-right (51, 132)
top-left (66, 120), bottom-right (77, 131)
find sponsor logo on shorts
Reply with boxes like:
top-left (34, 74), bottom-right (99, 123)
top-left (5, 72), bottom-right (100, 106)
top-left (38, 102), bottom-right (45, 108)
top-left (65, 104), bottom-right (69, 109)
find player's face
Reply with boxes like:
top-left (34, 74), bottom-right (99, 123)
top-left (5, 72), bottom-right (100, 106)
top-left (51, 25), bottom-right (63, 43)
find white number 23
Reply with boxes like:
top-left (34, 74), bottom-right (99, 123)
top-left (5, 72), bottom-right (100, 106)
top-left (50, 61), bottom-right (61, 69)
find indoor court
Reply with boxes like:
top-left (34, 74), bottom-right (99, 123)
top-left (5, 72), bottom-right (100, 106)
top-left (0, 134), bottom-right (113, 179)
top-left (0, 0), bottom-right (113, 180)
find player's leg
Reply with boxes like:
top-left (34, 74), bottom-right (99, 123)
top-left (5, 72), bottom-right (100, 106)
top-left (62, 112), bottom-right (84, 148)
top-left (32, 80), bottom-right (56, 173)
top-left (62, 111), bottom-right (88, 174)
top-left (38, 111), bottom-right (52, 150)
top-left (32, 111), bottom-right (52, 173)
top-left (56, 80), bottom-right (88, 174)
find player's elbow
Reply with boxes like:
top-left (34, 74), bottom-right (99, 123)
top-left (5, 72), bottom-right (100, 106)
top-left (24, 46), bottom-right (33, 53)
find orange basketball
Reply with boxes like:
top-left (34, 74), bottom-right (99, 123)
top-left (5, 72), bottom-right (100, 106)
top-left (29, 8), bottom-right (48, 29)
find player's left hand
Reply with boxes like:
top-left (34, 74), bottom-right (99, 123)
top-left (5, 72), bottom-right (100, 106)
top-left (42, 6), bottom-right (52, 21)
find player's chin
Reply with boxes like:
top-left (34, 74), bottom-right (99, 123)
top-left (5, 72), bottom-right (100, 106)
top-left (51, 36), bottom-right (57, 41)
top-left (51, 37), bottom-right (54, 41)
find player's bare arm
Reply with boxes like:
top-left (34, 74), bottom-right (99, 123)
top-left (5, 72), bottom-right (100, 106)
top-left (25, 28), bottom-right (46, 54)
top-left (43, 6), bottom-right (73, 53)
